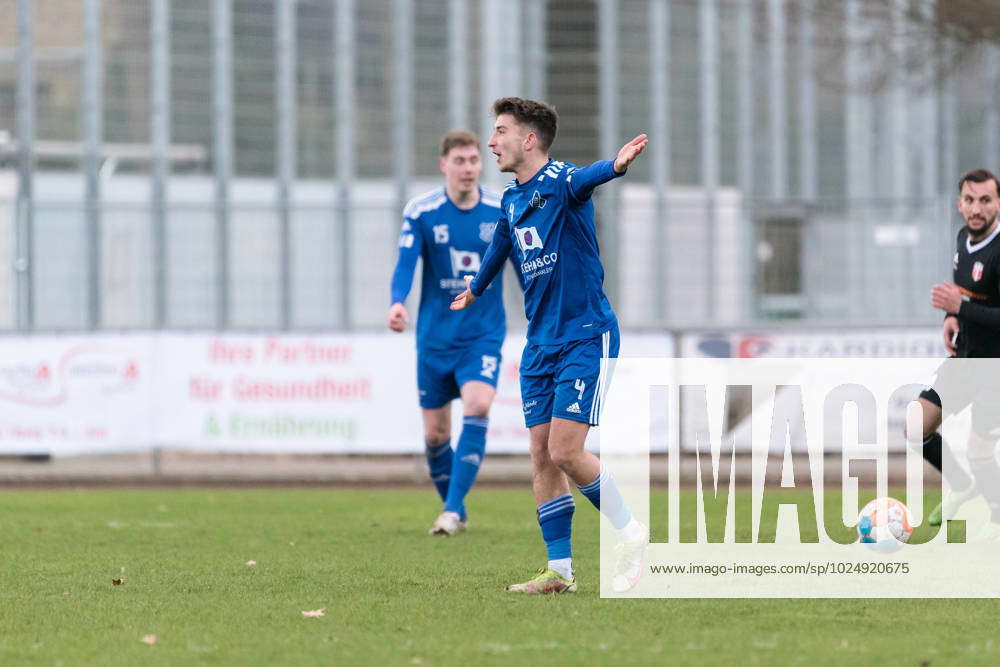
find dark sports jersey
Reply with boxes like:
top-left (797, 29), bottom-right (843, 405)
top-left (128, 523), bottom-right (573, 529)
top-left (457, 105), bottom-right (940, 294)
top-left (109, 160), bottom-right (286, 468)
top-left (952, 223), bottom-right (1000, 357)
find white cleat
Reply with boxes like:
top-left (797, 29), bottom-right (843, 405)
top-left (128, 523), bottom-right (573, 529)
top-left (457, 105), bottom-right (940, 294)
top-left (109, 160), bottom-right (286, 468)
top-left (429, 511), bottom-right (466, 536)
top-left (612, 522), bottom-right (649, 593)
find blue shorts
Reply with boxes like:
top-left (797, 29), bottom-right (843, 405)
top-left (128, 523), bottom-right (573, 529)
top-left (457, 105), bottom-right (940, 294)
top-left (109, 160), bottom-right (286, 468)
top-left (417, 344), bottom-right (502, 410)
top-left (519, 327), bottom-right (620, 428)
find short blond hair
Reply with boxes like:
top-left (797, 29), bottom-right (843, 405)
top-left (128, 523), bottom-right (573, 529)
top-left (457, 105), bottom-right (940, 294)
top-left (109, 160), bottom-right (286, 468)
top-left (440, 130), bottom-right (480, 157)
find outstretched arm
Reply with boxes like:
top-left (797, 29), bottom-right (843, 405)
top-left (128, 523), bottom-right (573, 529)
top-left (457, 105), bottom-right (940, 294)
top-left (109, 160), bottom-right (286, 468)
top-left (567, 133), bottom-right (649, 202)
top-left (451, 217), bottom-right (512, 311)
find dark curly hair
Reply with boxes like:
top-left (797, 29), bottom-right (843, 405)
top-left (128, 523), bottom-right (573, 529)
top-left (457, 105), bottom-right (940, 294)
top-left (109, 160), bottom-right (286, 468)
top-left (492, 97), bottom-right (558, 153)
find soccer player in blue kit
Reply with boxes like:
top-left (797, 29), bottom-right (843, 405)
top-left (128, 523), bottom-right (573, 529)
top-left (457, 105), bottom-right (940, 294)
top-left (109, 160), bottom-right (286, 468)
top-left (452, 98), bottom-right (649, 593)
top-left (389, 130), bottom-right (515, 536)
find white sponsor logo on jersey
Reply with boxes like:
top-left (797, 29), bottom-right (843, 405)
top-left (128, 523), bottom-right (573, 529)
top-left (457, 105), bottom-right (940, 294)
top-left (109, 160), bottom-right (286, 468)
top-left (450, 248), bottom-right (481, 277)
top-left (514, 225), bottom-right (544, 252)
top-left (973, 261), bottom-right (984, 282)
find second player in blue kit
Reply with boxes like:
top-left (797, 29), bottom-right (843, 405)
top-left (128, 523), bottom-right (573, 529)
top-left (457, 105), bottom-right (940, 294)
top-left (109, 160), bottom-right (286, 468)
top-left (389, 130), bottom-right (518, 536)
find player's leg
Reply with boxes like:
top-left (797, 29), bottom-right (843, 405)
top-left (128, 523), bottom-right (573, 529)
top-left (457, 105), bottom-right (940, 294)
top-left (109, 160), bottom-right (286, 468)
top-left (546, 328), bottom-right (647, 592)
top-left (505, 345), bottom-right (577, 594)
top-left (441, 379), bottom-right (495, 522)
top-left (418, 350), bottom-right (464, 535)
top-left (422, 404), bottom-right (453, 502)
top-left (506, 420), bottom-right (579, 594)
top-left (913, 390), bottom-right (975, 526)
top-left (548, 417), bottom-right (637, 535)
top-left (967, 407), bottom-right (1000, 541)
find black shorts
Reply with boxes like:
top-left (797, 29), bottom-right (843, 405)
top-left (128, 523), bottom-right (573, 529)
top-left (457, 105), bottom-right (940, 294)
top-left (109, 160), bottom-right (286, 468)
top-left (920, 359), bottom-right (1000, 438)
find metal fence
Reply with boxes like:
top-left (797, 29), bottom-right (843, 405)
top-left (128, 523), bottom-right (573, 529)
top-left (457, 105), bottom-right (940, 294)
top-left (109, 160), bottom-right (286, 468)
top-left (0, 0), bottom-right (996, 331)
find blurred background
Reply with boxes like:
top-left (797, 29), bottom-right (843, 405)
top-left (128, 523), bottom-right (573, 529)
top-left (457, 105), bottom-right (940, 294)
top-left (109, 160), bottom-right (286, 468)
top-left (3, 0), bottom-right (996, 332)
top-left (0, 0), bottom-right (992, 468)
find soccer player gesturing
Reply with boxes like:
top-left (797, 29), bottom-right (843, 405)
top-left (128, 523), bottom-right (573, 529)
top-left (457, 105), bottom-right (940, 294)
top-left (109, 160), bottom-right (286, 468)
top-left (389, 131), bottom-right (513, 536)
top-left (452, 98), bottom-right (648, 593)
top-left (916, 169), bottom-right (1000, 539)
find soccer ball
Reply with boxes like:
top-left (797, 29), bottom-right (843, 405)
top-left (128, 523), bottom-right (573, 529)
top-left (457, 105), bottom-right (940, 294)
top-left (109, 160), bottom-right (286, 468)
top-left (857, 497), bottom-right (913, 553)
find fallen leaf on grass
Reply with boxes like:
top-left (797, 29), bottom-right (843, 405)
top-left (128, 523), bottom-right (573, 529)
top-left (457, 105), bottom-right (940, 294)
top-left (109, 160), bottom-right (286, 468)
top-left (142, 635), bottom-right (157, 645)
top-left (301, 609), bottom-right (325, 618)
top-left (62, 591), bottom-right (71, 596)
top-left (112, 579), bottom-right (124, 586)
top-left (245, 560), bottom-right (257, 566)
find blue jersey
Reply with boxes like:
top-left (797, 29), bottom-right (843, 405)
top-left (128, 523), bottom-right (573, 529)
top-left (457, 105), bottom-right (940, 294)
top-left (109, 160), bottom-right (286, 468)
top-left (469, 159), bottom-right (622, 345)
top-left (390, 186), bottom-right (508, 351)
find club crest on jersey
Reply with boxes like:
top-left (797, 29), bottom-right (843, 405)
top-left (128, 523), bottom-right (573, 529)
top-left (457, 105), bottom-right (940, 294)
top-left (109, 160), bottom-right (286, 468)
top-left (450, 247), bottom-right (481, 277)
top-left (479, 222), bottom-right (496, 243)
top-left (973, 261), bottom-right (985, 282)
top-left (530, 191), bottom-right (547, 209)
top-left (514, 226), bottom-right (544, 252)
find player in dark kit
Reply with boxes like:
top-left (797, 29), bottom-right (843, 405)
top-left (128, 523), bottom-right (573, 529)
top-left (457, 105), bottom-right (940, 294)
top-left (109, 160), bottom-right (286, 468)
top-left (913, 168), bottom-right (1000, 539)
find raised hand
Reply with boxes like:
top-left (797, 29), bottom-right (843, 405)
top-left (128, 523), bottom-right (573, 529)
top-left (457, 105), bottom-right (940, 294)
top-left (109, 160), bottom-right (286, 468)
top-left (613, 134), bottom-right (649, 174)
top-left (450, 275), bottom-right (477, 311)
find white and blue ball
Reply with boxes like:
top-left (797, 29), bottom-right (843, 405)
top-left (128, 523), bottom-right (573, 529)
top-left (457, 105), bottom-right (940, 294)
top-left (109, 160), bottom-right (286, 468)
top-left (857, 497), bottom-right (913, 553)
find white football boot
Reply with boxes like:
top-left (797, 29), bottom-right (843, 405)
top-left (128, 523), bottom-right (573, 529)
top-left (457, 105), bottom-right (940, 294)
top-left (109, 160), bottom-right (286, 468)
top-left (429, 511), bottom-right (466, 536)
top-left (612, 521), bottom-right (650, 593)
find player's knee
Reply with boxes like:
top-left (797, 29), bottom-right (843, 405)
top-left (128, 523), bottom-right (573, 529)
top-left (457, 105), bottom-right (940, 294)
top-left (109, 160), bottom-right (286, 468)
top-left (424, 428), bottom-right (450, 447)
top-left (462, 400), bottom-right (491, 419)
top-left (529, 436), bottom-right (550, 462)
top-left (902, 422), bottom-right (932, 446)
top-left (548, 441), bottom-right (578, 472)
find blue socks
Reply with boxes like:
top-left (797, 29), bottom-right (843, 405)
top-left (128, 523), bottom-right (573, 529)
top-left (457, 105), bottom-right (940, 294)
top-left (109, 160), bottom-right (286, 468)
top-left (538, 493), bottom-right (575, 561)
top-left (424, 440), bottom-right (452, 503)
top-left (578, 464), bottom-right (633, 530)
top-left (443, 416), bottom-right (489, 519)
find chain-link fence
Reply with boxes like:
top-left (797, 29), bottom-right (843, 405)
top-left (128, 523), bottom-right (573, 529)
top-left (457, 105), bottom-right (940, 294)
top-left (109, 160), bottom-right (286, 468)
top-left (0, 0), bottom-right (995, 331)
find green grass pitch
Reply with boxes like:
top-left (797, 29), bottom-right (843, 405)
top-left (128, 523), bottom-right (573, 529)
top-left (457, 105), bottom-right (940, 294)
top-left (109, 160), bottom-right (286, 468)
top-left (1, 487), bottom-right (998, 666)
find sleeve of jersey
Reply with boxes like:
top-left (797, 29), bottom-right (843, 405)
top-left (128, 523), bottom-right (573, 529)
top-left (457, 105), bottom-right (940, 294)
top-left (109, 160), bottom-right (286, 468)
top-left (959, 300), bottom-right (1000, 332)
top-left (566, 159), bottom-right (623, 203)
top-left (469, 216), bottom-right (512, 297)
top-left (389, 216), bottom-right (422, 305)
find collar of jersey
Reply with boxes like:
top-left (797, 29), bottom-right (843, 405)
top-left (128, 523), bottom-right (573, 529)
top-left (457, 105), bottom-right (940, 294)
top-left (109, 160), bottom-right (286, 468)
top-left (443, 185), bottom-right (483, 213)
top-left (512, 159), bottom-right (554, 188)
top-left (967, 221), bottom-right (1000, 254)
